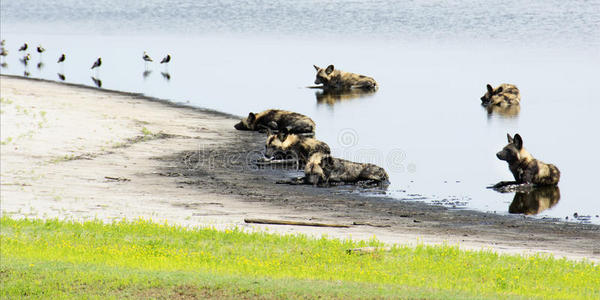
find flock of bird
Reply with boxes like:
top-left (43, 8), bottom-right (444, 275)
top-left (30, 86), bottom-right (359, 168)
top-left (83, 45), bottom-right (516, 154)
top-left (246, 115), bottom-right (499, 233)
top-left (0, 39), bottom-right (172, 87)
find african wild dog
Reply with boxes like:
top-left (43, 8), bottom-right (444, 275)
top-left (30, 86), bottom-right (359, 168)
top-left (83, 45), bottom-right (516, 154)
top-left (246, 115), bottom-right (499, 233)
top-left (304, 152), bottom-right (389, 186)
top-left (509, 186), bottom-right (560, 215)
top-left (313, 65), bottom-right (378, 91)
top-left (496, 134), bottom-right (560, 185)
top-left (265, 129), bottom-right (330, 164)
top-left (480, 84), bottom-right (520, 107)
top-left (234, 109), bottom-right (315, 134)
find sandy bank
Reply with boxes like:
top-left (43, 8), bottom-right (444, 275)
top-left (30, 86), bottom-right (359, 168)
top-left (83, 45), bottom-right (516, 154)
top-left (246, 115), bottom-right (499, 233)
top-left (1, 75), bottom-right (598, 262)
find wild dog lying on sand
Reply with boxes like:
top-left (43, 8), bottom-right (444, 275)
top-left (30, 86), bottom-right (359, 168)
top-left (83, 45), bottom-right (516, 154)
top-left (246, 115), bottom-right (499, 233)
top-left (234, 109), bottom-right (315, 134)
top-left (480, 84), bottom-right (520, 107)
top-left (303, 152), bottom-right (389, 186)
top-left (265, 129), bottom-right (330, 164)
top-left (313, 65), bottom-right (378, 91)
top-left (508, 186), bottom-right (560, 215)
top-left (495, 134), bottom-right (560, 186)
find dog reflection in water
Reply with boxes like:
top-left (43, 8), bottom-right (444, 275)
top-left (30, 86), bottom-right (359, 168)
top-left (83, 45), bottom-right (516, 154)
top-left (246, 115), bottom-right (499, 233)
top-left (485, 103), bottom-right (520, 118)
top-left (314, 88), bottom-right (376, 106)
top-left (509, 186), bottom-right (560, 215)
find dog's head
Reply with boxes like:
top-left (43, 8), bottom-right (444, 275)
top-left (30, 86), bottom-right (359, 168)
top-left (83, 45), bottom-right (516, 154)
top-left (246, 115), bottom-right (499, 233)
top-left (313, 64), bottom-right (335, 85)
top-left (497, 133), bottom-right (524, 163)
top-left (481, 84), bottom-right (504, 104)
top-left (234, 112), bottom-right (256, 130)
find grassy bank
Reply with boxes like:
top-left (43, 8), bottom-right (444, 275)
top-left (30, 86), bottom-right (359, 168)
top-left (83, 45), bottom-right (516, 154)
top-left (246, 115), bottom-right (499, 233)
top-left (1, 217), bottom-right (598, 299)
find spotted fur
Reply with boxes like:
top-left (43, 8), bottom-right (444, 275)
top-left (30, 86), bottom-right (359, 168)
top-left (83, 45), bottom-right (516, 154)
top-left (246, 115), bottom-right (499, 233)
top-left (496, 134), bottom-right (560, 185)
top-left (265, 131), bottom-right (330, 164)
top-left (480, 83), bottom-right (521, 107)
top-left (234, 109), bottom-right (315, 134)
top-left (313, 65), bottom-right (378, 91)
top-left (304, 152), bottom-right (389, 185)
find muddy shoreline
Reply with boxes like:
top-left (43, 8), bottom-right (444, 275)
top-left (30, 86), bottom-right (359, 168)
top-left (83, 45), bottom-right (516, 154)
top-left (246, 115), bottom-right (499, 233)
top-left (1, 75), bottom-right (598, 261)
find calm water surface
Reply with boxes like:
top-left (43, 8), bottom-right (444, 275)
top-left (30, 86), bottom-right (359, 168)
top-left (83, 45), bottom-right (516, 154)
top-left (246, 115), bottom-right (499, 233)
top-left (2, 1), bottom-right (599, 223)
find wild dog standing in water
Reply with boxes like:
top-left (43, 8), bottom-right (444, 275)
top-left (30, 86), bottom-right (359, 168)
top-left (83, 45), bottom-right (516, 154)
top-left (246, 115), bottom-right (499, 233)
top-left (496, 134), bottom-right (560, 185)
top-left (313, 65), bottom-right (378, 91)
top-left (480, 83), bottom-right (521, 107)
top-left (265, 129), bottom-right (330, 164)
top-left (234, 109), bottom-right (315, 134)
top-left (304, 152), bottom-right (389, 186)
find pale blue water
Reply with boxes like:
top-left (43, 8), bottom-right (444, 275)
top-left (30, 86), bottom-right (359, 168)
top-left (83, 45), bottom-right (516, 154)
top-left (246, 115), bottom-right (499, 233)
top-left (2, 0), bottom-right (599, 223)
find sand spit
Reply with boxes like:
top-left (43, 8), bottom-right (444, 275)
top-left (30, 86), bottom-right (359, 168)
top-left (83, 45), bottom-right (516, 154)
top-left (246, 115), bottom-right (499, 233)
top-left (1, 75), bottom-right (598, 262)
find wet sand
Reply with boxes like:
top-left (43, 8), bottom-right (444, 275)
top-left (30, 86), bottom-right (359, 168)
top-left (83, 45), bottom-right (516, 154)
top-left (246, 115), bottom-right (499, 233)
top-left (1, 75), bottom-right (598, 262)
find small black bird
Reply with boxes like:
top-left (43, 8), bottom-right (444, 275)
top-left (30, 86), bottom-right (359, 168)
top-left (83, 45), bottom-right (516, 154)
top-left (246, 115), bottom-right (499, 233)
top-left (37, 45), bottom-right (45, 53)
top-left (91, 57), bottom-right (102, 69)
top-left (19, 43), bottom-right (27, 51)
top-left (160, 54), bottom-right (171, 64)
top-left (0, 48), bottom-right (7, 57)
top-left (142, 51), bottom-right (153, 62)
top-left (57, 53), bottom-right (65, 63)
top-left (57, 73), bottom-right (66, 81)
top-left (37, 62), bottom-right (44, 70)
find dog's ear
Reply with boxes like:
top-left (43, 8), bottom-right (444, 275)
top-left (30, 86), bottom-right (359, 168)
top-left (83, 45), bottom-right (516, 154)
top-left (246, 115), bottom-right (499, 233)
top-left (487, 84), bottom-right (494, 94)
top-left (325, 65), bottom-right (335, 75)
top-left (322, 155), bottom-right (334, 167)
top-left (514, 134), bottom-right (523, 150)
top-left (496, 86), bottom-right (503, 94)
top-left (247, 112), bottom-right (256, 123)
top-left (313, 65), bottom-right (320, 71)
top-left (507, 133), bottom-right (514, 144)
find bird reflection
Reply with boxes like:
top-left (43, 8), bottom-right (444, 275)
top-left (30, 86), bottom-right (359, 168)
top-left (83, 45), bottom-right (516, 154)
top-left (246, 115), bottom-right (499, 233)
top-left (24, 70), bottom-right (30, 77)
top-left (142, 70), bottom-right (152, 79)
top-left (160, 72), bottom-right (171, 81)
top-left (1, 62), bottom-right (7, 68)
top-left (57, 73), bottom-right (66, 81)
top-left (508, 186), bottom-right (560, 216)
top-left (20, 53), bottom-right (30, 65)
top-left (314, 88), bottom-right (376, 106)
top-left (484, 103), bottom-right (520, 119)
top-left (91, 76), bottom-right (102, 88)
top-left (37, 61), bottom-right (44, 70)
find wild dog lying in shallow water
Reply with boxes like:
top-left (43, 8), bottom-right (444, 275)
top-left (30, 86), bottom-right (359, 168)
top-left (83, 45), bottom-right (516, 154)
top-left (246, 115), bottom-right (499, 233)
top-left (495, 134), bottom-right (560, 186)
top-left (265, 129), bottom-right (330, 164)
top-left (480, 83), bottom-right (520, 107)
top-left (234, 109), bottom-right (315, 134)
top-left (303, 152), bottom-right (389, 186)
top-left (313, 65), bottom-right (378, 91)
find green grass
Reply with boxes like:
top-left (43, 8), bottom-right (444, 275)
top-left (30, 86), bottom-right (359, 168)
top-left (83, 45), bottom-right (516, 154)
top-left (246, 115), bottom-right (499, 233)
top-left (1, 217), bottom-right (598, 299)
